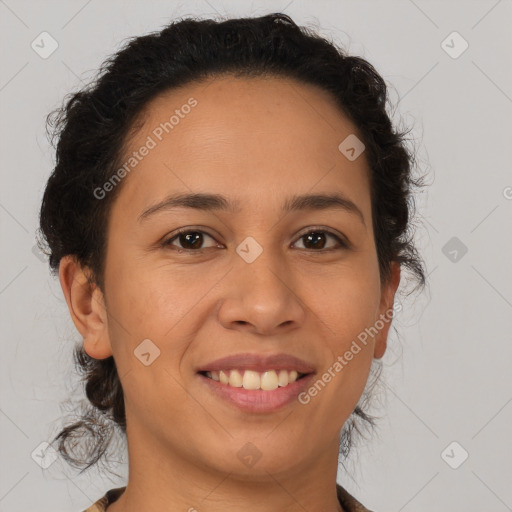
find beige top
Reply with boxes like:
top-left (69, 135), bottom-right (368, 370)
top-left (82, 484), bottom-right (373, 511)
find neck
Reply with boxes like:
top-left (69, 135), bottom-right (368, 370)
top-left (107, 416), bottom-right (345, 512)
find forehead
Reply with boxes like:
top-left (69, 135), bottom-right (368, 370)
top-left (113, 75), bottom-right (371, 218)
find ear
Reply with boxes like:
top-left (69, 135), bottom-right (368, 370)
top-left (59, 255), bottom-right (113, 359)
top-left (373, 262), bottom-right (401, 359)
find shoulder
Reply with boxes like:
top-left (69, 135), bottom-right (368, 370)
top-left (81, 487), bottom-right (126, 512)
top-left (336, 483), bottom-right (375, 512)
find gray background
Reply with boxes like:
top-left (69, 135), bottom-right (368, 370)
top-left (1, 0), bottom-right (511, 511)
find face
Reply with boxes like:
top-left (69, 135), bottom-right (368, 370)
top-left (61, 75), bottom-right (399, 481)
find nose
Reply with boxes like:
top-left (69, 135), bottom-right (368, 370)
top-left (216, 246), bottom-right (306, 336)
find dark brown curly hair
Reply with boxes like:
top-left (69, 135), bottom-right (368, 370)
top-left (37, 12), bottom-right (425, 474)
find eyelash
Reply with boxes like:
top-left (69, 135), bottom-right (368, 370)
top-left (161, 227), bottom-right (350, 253)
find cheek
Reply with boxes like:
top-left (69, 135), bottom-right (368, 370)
top-left (309, 265), bottom-right (381, 340)
top-left (105, 260), bottom-right (213, 381)
top-left (103, 262), bottom-right (170, 360)
top-left (303, 256), bottom-right (381, 396)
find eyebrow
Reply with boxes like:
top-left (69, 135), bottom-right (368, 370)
top-left (138, 192), bottom-right (365, 226)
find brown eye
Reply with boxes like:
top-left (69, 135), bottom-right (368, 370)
top-left (163, 230), bottom-right (219, 251)
top-left (293, 230), bottom-right (348, 251)
top-left (161, 227), bottom-right (349, 254)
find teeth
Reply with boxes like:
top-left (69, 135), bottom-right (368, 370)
top-left (261, 371), bottom-right (279, 391)
top-left (242, 370), bottom-right (260, 390)
top-left (204, 369), bottom-right (303, 390)
top-left (229, 369), bottom-right (243, 388)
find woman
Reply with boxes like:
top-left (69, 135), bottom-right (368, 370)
top-left (38, 12), bottom-right (425, 512)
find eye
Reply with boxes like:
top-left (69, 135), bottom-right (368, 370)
top-left (292, 229), bottom-right (349, 251)
top-left (162, 229), bottom-right (221, 252)
top-left (161, 227), bottom-right (349, 253)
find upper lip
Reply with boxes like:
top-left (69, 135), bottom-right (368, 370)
top-left (196, 353), bottom-right (316, 374)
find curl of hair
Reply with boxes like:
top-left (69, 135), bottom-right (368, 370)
top-left (38, 12), bottom-right (426, 473)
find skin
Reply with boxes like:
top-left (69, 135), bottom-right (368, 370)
top-left (59, 75), bottom-right (400, 512)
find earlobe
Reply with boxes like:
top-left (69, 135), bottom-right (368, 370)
top-left (373, 262), bottom-right (401, 359)
top-left (58, 255), bottom-right (113, 359)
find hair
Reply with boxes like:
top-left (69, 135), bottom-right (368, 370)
top-left (37, 12), bottom-right (426, 474)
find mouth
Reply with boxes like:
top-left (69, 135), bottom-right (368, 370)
top-left (195, 353), bottom-right (316, 412)
top-left (197, 368), bottom-right (311, 391)
top-left (196, 369), bottom-right (316, 413)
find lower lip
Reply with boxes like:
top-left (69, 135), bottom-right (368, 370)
top-left (197, 372), bottom-right (316, 413)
